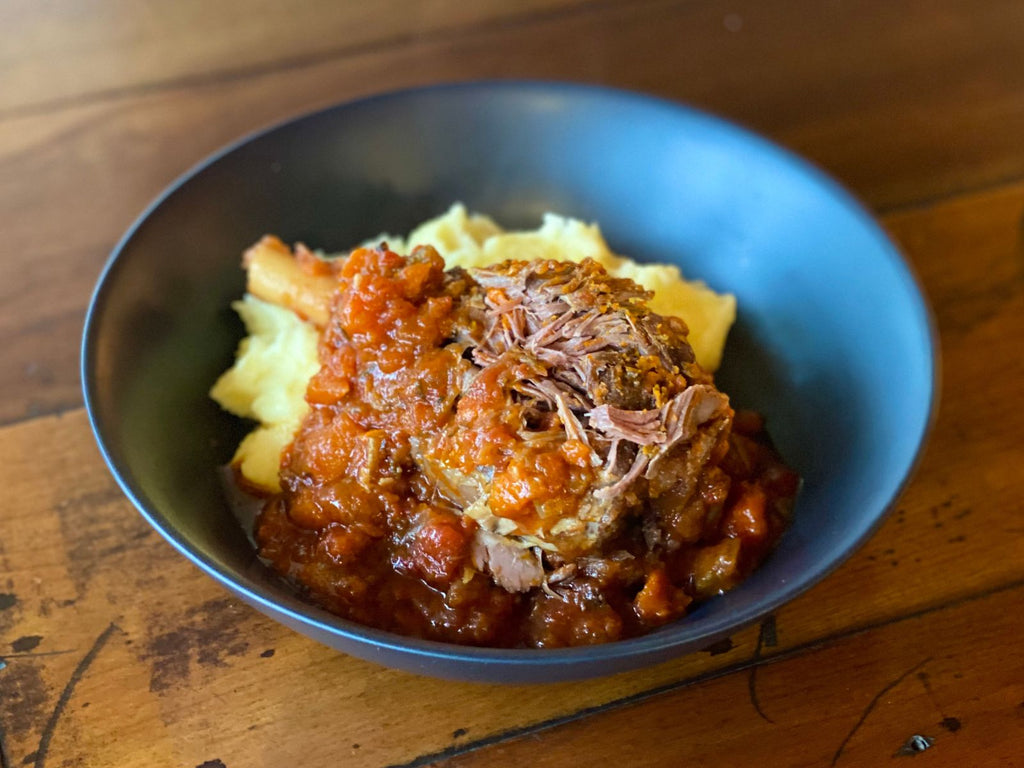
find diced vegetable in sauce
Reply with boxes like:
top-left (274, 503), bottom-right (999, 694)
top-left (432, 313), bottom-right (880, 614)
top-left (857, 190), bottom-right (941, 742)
top-left (243, 243), bottom-right (798, 647)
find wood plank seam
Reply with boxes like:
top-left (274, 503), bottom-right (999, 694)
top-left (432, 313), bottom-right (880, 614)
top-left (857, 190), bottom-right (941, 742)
top-left (873, 170), bottom-right (1024, 217)
top-left (0, 0), bottom-right (643, 123)
top-left (390, 575), bottom-right (1024, 768)
top-left (1, 403), bottom-right (86, 432)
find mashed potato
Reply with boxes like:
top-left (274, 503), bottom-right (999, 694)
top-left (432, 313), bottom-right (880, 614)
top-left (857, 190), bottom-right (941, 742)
top-left (210, 295), bottom-right (320, 490)
top-left (383, 205), bottom-right (736, 371)
top-left (212, 205), bottom-right (736, 491)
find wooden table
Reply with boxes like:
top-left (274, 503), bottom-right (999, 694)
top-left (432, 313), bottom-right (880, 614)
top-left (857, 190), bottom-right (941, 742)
top-left (2, 2), bottom-right (1023, 765)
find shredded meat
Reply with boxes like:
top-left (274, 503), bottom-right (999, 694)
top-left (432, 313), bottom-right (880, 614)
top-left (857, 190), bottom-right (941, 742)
top-left (253, 245), bottom-right (799, 647)
top-left (423, 258), bottom-right (733, 560)
top-left (470, 531), bottom-right (544, 593)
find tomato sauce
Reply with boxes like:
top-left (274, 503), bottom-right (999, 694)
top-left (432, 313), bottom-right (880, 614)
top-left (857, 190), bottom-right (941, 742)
top-left (253, 245), bottom-right (799, 647)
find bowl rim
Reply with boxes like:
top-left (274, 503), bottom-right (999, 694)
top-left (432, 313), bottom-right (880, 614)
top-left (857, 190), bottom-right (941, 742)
top-left (81, 79), bottom-right (940, 672)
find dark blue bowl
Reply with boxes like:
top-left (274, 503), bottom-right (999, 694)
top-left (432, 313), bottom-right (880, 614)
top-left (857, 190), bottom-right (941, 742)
top-left (82, 81), bottom-right (936, 682)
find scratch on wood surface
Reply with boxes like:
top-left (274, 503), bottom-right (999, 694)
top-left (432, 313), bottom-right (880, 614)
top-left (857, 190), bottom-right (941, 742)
top-left (917, 670), bottom-right (964, 735)
top-left (916, 670), bottom-right (947, 718)
top-left (0, 651), bottom-right (75, 661)
top-left (830, 656), bottom-right (933, 766)
top-left (34, 622), bottom-right (123, 768)
top-left (747, 615), bottom-right (777, 724)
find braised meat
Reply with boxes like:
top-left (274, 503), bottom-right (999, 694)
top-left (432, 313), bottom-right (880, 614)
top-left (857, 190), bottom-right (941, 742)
top-left (254, 245), bottom-right (798, 647)
top-left (422, 258), bottom-right (732, 569)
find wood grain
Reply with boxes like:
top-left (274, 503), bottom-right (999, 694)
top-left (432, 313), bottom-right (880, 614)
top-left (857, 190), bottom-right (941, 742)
top-left (3, 0), bottom-right (1024, 425)
top-left (3, 3), bottom-right (1024, 765)
top-left (0, 0), bottom-right (604, 115)
top-left (433, 582), bottom-right (1024, 768)
top-left (1, 179), bottom-right (1022, 766)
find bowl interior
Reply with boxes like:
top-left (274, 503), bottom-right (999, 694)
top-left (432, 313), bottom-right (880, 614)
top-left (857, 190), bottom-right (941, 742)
top-left (83, 82), bottom-right (935, 681)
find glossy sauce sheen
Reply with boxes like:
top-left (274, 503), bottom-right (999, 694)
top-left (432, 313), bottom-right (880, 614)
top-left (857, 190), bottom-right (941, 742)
top-left (255, 246), bottom-right (799, 647)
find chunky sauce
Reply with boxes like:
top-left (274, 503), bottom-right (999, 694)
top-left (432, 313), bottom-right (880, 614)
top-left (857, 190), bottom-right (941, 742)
top-left (253, 245), bottom-right (798, 647)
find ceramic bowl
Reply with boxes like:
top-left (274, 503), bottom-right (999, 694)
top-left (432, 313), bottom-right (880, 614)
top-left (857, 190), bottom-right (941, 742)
top-left (82, 81), bottom-right (936, 682)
